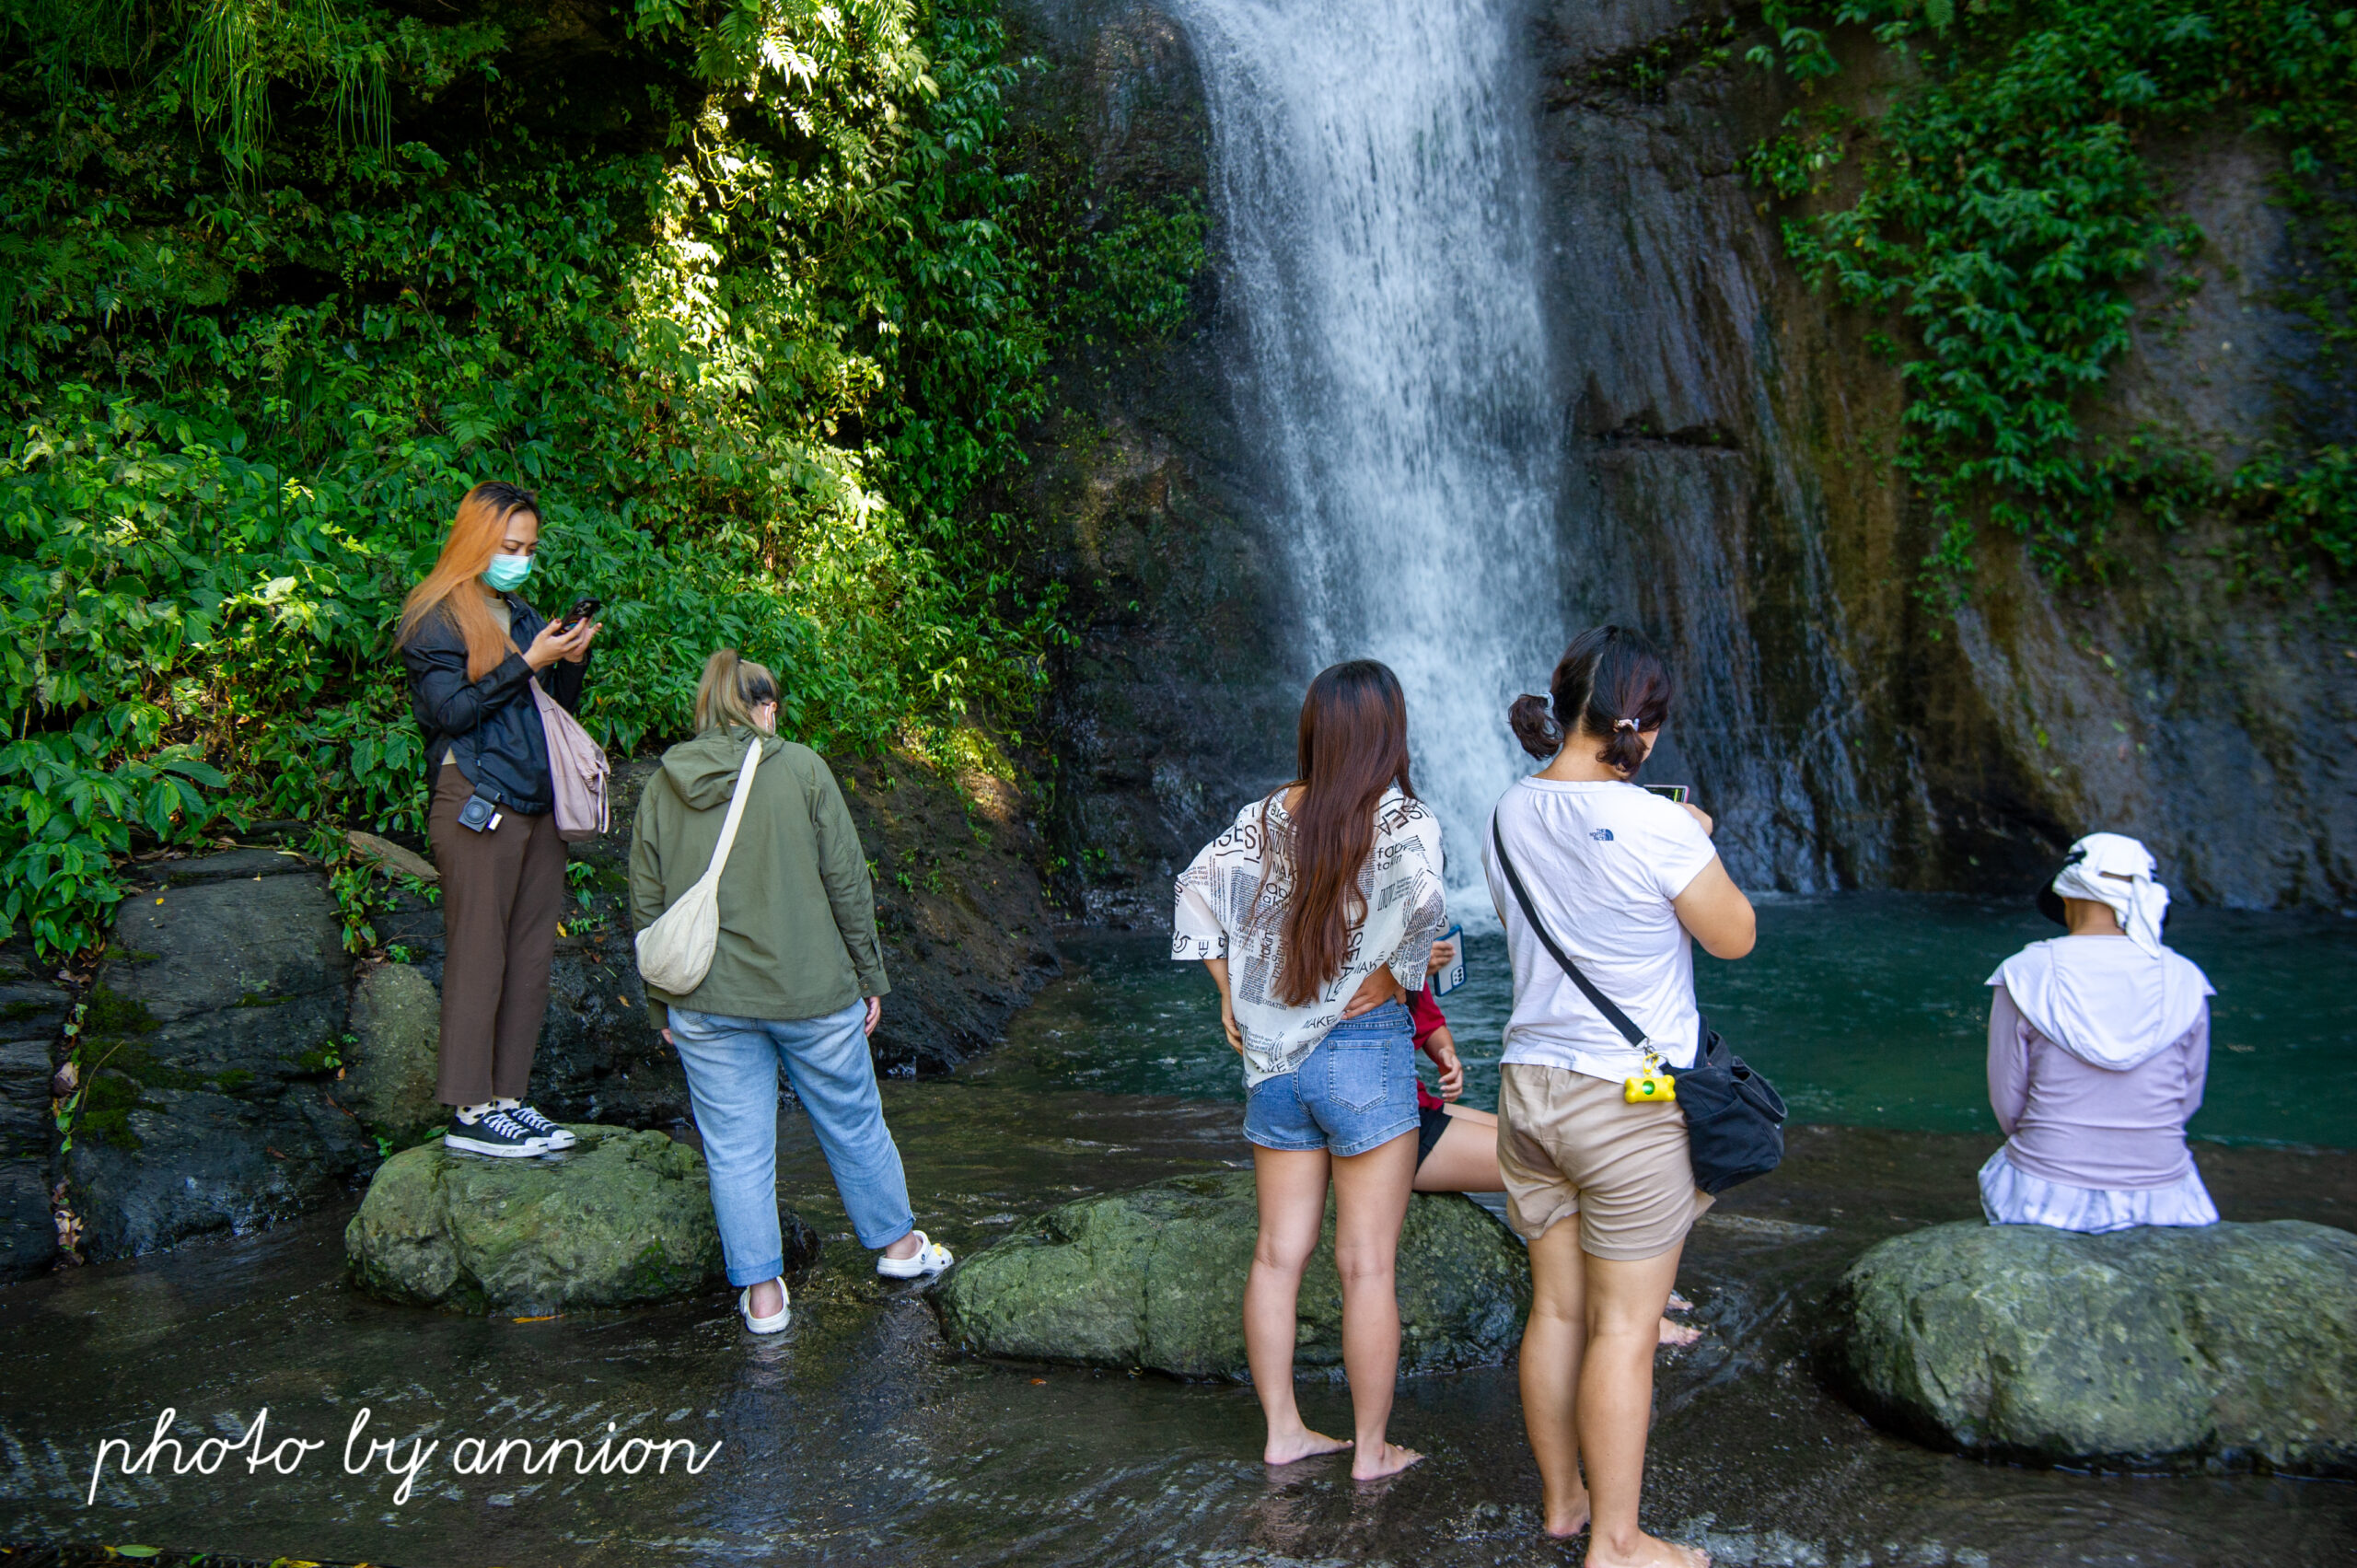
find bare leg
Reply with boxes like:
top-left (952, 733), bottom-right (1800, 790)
top-left (1520, 1216), bottom-right (1590, 1537)
top-left (1581, 1242), bottom-right (1708, 1568)
top-left (1246, 1145), bottom-right (1352, 1465)
top-left (1329, 1130), bottom-right (1423, 1480)
top-left (1416, 1109), bottom-right (1691, 1349)
top-left (1411, 1105), bottom-right (1502, 1193)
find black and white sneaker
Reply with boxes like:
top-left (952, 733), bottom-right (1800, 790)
top-left (444, 1109), bottom-right (553, 1158)
top-left (499, 1101), bottom-right (577, 1150)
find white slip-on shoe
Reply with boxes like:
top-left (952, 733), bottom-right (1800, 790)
top-left (737, 1282), bottom-right (791, 1334)
top-left (875, 1230), bottom-right (953, 1279)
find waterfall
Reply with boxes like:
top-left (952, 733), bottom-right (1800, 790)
top-left (1168, 0), bottom-right (1564, 901)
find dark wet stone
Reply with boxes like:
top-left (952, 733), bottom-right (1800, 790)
top-left (157, 846), bottom-right (319, 885)
top-left (0, 938), bottom-right (65, 1280)
top-left (345, 1125), bottom-right (807, 1314)
top-left (68, 856), bottom-right (369, 1260)
top-left (1836, 1218), bottom-right (2357, 1474)
top-left (935, 1170), bottom-right (1530, 1379)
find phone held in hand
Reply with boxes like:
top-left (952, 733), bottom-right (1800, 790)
top-left (557, 596), bottom-right (602, 632)
top-left (1644, 784), bottom-right (1690, 804)
top-left (1433, 923), bottom-right (1468, 996)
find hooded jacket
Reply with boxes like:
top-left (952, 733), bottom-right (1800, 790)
top-left (629, 725), bottom-right (888, 1025)
top-left (401, 593), bottom-right (586, 815)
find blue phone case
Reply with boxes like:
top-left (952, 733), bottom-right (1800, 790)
top-left (1433, 923), bottom-right (1468, 996)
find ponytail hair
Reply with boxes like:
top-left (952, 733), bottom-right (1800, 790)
top-left (692, 648), bottom-right (781, 734)
top-left (1508, 624), bottom-right (1674, 776)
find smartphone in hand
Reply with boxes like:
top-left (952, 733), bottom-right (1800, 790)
top-left (556, 596), bottom-right (602, 632)
top-left (1644, 784), bottom-right (1690, 803)
top-left (1433, 923), bottom-right (1468, 996)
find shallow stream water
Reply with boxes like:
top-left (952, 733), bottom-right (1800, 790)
top-left (4, 899), bottom-right (2354, 1565)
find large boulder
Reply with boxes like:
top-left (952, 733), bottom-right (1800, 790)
top-left (1835, 1219), bottom-right (2357, 1474)
top-left (342, 961), bottom-right (444, 1149)
top-left (346, 1125), bottom-right (811, 1314)
top-left (68, 851), bottom-right (372, 1259)
top-left (935, 1171), bottom-right (1530, 1379)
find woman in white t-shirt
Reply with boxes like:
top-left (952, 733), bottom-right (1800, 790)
top-left (1480, 625), bottom-right (1755, 1566)
top-left (1173, 660), bottom-right (1447, 1481)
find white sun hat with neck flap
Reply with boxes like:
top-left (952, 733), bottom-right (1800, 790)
top-left (2035, 830), bottom-right (2172, 958)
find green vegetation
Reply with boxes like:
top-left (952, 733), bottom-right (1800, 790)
top-left (0, 0), bottom-right (1204, 955)
top-left (1747, 0), bottom-right (2357, 598)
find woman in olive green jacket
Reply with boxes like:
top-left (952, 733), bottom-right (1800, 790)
top-left (631, 649), bottom-right (952, 1335)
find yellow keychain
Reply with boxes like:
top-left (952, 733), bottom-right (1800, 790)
top-left (1624, 1047), bottom-right (1676, 1104)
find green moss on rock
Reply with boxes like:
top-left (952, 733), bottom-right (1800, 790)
top-left (344, 1126), bottom-right (733, 1315)
top-left (1835, 1219), bottom-right (2357, 1474)
top-left (935, 1171), bottom-right (1530, 1380)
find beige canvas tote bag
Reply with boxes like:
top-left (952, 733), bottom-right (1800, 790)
top-left (633, 738), bottom-right (762, 995)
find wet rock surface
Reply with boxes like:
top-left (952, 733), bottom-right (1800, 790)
top-left (344, 1124), bottom-right (799, 1314)
top-left (1836, 1217), bottom-right (2357, 1473)
top-left (341, 961), bottom-right (444, 1150)
top-left (0, 940), bottom-right (66, 1280)
top-left (66, 853), bottom-right (371, 1261)
top-left (935, 1170), bottom-right (1530, 1378)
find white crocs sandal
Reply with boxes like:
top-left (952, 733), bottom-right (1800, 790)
top-left (737, 1282), bottom-right (791, 1334)
top-left (875, 1230), bottom-right (953, 1279)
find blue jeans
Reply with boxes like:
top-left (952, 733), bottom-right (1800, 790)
top-left (1244, 1000), bottom-right (1420, 1157)
top-left (667, 1000), bottom-right (915, 1285)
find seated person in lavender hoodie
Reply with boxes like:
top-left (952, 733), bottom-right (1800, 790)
top-left (1980, 832), bottom-right (2219, 1234)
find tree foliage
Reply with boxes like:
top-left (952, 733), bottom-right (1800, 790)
top-left (0, 0), bottom-right (1201, 953)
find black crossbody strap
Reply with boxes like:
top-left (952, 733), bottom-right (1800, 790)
top-left (1492, 814), bottom-right (1650, 1051)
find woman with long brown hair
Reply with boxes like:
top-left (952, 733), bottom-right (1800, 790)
top-left (398, 482), bottom-right (599, 1158)
top-left (1172, 660), bottom-right (1447, 1480)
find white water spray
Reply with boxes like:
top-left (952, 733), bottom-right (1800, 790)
top-left (1170, 0), bottom-right (1565, 898)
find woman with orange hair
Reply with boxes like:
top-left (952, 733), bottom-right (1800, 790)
top-left (398, 482), bottom-right (600, 1158)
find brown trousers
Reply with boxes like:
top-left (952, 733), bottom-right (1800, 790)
top-left (427, 765), bottom-right (566, 1106)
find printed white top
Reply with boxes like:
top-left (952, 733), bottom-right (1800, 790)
top-left (1172, 787), bottom-right (1447, 1087)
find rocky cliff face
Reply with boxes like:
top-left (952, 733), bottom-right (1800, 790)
top-left (1007, 0), bottom-right (1303, 921)
top-left (1016, 0), bottom-right (2354, 910)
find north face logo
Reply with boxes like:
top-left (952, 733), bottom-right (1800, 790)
top-left (1590, 829), bottom-right (1614, 842)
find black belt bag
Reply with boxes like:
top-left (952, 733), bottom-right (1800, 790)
top-left (1492, 818), bottom-right (1787, 1195)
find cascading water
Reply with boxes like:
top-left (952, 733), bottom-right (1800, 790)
top-left (1167, 0), bottom-right (1566, 898)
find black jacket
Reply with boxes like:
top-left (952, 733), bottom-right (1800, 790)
top-left (401, 593), bottom-right (588, 816)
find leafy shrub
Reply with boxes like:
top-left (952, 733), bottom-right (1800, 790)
top-left (1747, 0), bottom-right (2357, 598)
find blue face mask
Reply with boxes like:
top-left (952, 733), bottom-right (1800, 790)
top-left (482, 552), bottom-right (533, 592)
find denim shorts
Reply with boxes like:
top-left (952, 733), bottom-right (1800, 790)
top-left (1244, 1000), bottom-right (1420, 1157)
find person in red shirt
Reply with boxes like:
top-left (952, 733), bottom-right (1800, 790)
top-left (1409, 937), bottom-right (1696, 1347)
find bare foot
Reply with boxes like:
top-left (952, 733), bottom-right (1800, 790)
top-left (1666, 1292), bottom-right (1693, 1312)
top-left (1349, 1440), bottom-right (1422, 1481)
top-left (1586, 1529), bottom-right (1710, 1568)
top-left (1263, 1429), bottom-right (1353, 1466)
top-left (1657, 1315), bottom-right (1701, 1347)
top-left (1542, 1487), bottom-right (1591, 1539)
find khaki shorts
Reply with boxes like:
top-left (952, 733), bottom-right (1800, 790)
top-left (1496, 1063), bottom-right (1713, 1260)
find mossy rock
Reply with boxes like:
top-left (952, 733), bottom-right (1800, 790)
top-left (345, 1126), bottom-right (742, 1315)
top-left (1835, 1219), bottom-right (2357, 1474)
top-left (935, 1171), bottom-right (1530, 1380)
